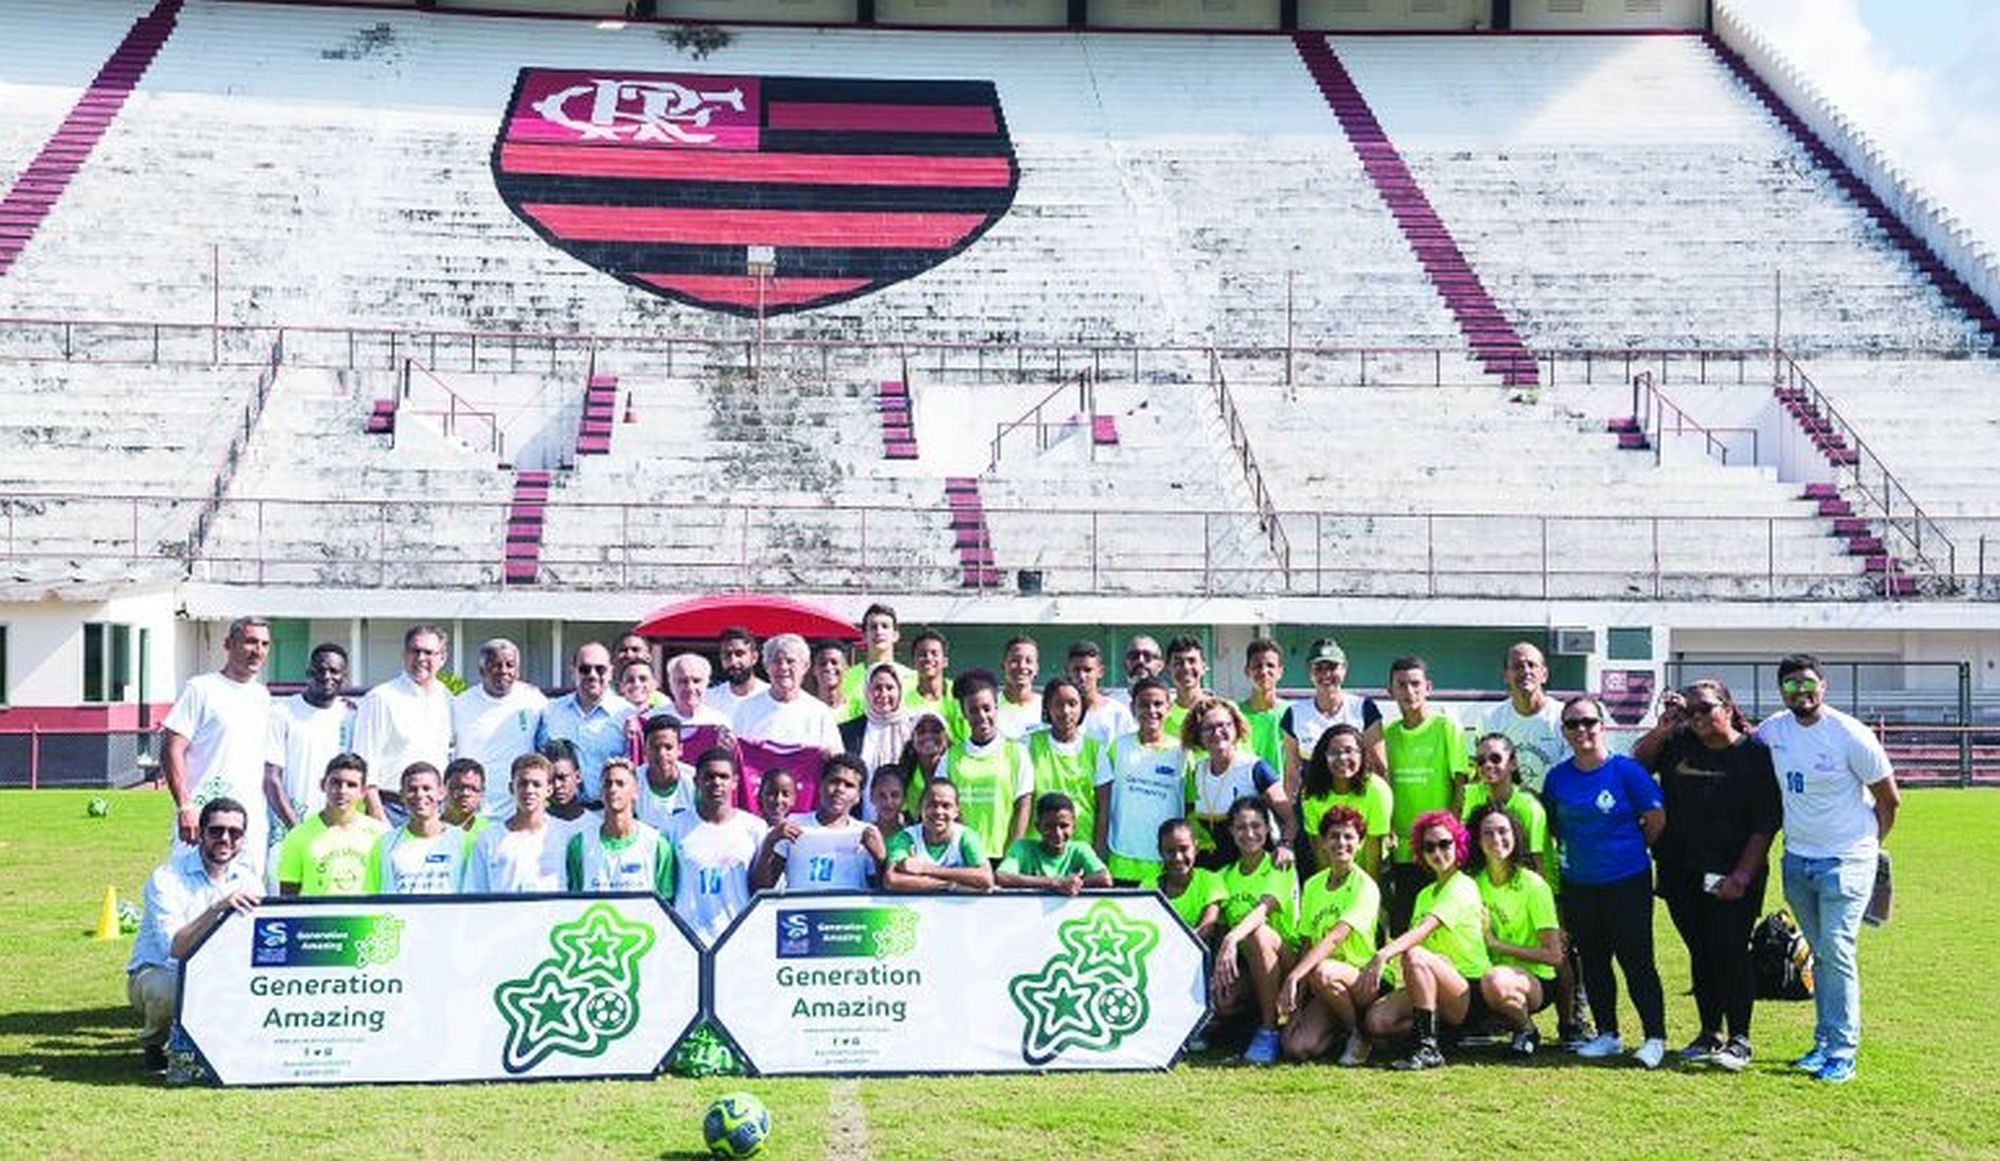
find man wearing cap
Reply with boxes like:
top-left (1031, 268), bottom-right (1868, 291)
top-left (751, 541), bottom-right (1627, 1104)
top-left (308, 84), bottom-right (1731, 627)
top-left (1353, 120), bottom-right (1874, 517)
top-left (452, 637), bottom-right (547, 817)
top-left (1281, 636), bottom-right (1383, 794)
top-left (1479, 642), bottom-right (1569, 793)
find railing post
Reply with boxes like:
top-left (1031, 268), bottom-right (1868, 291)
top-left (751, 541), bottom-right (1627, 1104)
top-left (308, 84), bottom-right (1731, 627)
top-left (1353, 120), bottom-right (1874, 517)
top-left (1959, 661), bottom-right (1974, 788)
top-left (1090, 510), bottom-right (1099, 592)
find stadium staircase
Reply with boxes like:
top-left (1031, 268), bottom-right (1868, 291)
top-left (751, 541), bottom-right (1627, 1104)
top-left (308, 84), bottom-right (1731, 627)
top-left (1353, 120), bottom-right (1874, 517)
top-left (1705, 35), bottom-right (2000, 350)
top-left (1292, 34), bottom-right (1536, 388)
top-left (578, 374), bottom-right (617, 457)
top-left (503, 471), bottom-right (550, 586)
top-left (879, 380), bottom-right (916, 461)
top-left (945, 477), bottom-right (999, 590)
top-left (0, 0), bottom-right (180, 275)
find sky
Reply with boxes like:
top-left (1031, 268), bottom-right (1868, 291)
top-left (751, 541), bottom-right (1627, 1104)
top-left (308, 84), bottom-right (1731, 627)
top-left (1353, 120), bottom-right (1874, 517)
top-left (1725, 0), bottom-right (2000, 260)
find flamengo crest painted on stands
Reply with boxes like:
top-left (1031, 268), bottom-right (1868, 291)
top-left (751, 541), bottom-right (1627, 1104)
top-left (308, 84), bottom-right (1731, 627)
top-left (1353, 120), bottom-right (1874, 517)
top-left (492, 69), bottom-right (1019, 317)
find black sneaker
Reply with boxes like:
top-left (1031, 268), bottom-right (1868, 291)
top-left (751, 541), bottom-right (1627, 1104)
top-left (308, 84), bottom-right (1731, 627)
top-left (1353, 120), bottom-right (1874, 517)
top-left (1508, 1025), bottom-right (1541, 1058)
top-left (1390, 1040), bottom-right (1446, 1071)
top-left (1557, 1023), bottom-right (1597, 1051)
top-left (143, 1044), bottom-right (168, 1074)
top-left (1679, 1034), bottom-right (1723, 1066)
top-left (1713, 1037), bottom-right (1753, 1073)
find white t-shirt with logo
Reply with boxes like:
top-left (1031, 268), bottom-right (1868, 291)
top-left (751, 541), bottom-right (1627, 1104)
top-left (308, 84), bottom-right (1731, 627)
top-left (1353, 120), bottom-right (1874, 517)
top-left (1755, 706), bottom-right (1893, 859)
top-left (451, 682), bottom-right (548, 815)
top-left (165, 670), bottom-right (273, 854)
top-left (666, 809), bottom-right (770, 946)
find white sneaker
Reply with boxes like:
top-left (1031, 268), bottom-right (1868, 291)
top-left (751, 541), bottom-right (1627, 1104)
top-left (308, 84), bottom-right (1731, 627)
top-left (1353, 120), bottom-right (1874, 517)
top-left (1634, 1038), bottom-right (1667, 1070)
top-left (1575, 1032), bottom-right (1624, 1059)
top-left (1337, 1031), bottom-right (1369, 1067)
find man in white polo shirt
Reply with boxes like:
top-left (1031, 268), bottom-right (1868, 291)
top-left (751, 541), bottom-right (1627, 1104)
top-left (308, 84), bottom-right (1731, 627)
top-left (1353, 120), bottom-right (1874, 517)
top-left (538, 641), bottom-right (635, 804)
top-left (352, 625), bottom-right (454, 809)
top-left (1755, 653), bottom-right (1900, 1085)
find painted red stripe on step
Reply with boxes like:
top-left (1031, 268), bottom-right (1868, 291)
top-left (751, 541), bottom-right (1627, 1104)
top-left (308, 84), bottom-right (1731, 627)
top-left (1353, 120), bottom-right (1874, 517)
top-left (526, 204), bottom-right (987, 248)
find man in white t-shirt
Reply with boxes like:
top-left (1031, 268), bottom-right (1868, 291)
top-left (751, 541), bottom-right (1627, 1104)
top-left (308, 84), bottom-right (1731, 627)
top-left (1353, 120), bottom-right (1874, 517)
top-left (1479, 641), bottom-right (1570, 793)
top-left (452, 637), bottom-right (547, 816)
top-left (731, 634), bottom-right (842, 756)
top-left (702, 626), bottom-right (769, 721)
top-left (1755, 653), bottom-right (1900, 1084)
top-left (996, 635), bottom-right (1043, 740)
top-left (264, 643), bottom-right (357, 867)
top-left (351, 625), bottom-right (453, 803)
top-left (162, 616), bottom-right (273, 855)
top-left (1067, 640), bottom-right (1135, 747)
top-left (666, 747), bottom-right (770, 946)
top-left (465, 752), bottom-right (567, 894)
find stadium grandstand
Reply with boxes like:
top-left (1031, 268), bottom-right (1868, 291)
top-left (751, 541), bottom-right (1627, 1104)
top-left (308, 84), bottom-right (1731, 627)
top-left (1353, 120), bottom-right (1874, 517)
top-left (2, 0), bottom-right (1997, 785)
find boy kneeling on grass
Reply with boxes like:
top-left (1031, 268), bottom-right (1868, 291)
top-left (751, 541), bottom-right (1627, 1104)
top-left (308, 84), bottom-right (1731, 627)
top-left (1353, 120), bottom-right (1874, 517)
top-left (996, 792), bottom-right (1113, 895)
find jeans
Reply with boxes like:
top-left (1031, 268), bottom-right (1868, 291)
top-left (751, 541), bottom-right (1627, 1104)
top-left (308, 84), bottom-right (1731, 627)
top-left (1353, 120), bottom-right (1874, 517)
top-left (1782, 848), bottom-right (1874, 1059)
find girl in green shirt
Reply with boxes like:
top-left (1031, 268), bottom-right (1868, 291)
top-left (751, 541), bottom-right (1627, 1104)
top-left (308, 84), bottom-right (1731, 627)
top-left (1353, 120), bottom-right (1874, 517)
top-left (1469, 803), bottom-right (1564, 1057)
top-left (1276, 805), bottom-right (1382, 1065)
top-left (1360, 809), bottom-right (1489, 1071)
top-left (1298, 722), bottom-right (1393, 879)
top-left (1213, 796), bottom-right (1297, 1066)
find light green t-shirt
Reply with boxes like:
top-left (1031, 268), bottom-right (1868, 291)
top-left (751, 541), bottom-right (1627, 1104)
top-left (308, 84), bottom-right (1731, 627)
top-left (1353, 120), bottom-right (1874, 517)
top-left (1159, 867), bottom-right (1225, 932)
top-left (1412, 871), bottom-right (1490, 980)
top-left (278, 812), bottom-right (389, 896)
top-left (998, 837), bottom-right (1107, 880)
top-left (908, 689), bottom-right (969, 745)
top-left (1027, 731), bottom-right (1102, 844)
top-left (1462, 782), bottom-right (1558, 889)
top-left (1295, 866), bottom-right (1381, 969)
top-left (1384, 712), bottom-right (1467, 864)
top-left (1243, 700), bottom-right (1287, 775)
top-left (885, 822), bottom-right (986, 868)
top-left (1218, 851), bottom-right (1298, 942)
top-left (1300, 775), bottom-right (1394, 842)
top-left (942, 737), bottom-right (1032, 858)
top-left (1476, 867), bottom-right (1559, 981)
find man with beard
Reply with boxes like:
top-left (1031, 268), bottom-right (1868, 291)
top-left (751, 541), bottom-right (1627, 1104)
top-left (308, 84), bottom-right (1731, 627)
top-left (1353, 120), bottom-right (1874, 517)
top-left (702, 626), bottom-right (769, 722)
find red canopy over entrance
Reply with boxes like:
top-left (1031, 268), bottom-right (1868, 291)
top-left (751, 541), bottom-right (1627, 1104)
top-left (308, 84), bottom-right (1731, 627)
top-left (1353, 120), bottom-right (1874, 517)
top-left (629, 594), bottom-right (859, 643)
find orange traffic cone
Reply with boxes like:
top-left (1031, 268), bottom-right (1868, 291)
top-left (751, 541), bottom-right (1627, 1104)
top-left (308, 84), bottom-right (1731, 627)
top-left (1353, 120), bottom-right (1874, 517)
top-left (91, 886), bottom-right (121, 940)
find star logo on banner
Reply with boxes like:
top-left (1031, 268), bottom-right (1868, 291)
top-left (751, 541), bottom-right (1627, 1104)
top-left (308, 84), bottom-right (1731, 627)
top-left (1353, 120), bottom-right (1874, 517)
top-left (1007, 901), bottom-right (1158, 1066)
top-left (1058, 902), bottom-right (1159, 983)
top-left (353, 916), bottom-right (405, 969)
top-left (550, 903), bottom-right (655, 984)
top-left (492, 904), bottom-right (652, 1074)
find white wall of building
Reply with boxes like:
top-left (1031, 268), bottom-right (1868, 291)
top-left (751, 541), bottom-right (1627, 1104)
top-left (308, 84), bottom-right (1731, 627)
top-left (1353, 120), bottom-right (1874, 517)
top-left (1300, 0), bottom-right (1488, 31)
top-left (878, 0), bottom-right (1069, 25)
top-left (1509, 0), bottom-right (1705, 31)
top-left (1087, 0), bottom-right (1280, 30)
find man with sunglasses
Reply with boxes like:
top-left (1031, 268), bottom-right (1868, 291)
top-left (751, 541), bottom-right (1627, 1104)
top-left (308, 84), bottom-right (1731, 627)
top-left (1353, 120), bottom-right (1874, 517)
top-left (1754, 654), bottom-right (1900, 1084)
top-left (538, 641), bottom-right (636, 805)
top-left (127, 797), bottom-right (262, 1073)
top-left (1110, 634), bottom-right (1165, 705)
top-left (352, 625), bottom-right (453, 817)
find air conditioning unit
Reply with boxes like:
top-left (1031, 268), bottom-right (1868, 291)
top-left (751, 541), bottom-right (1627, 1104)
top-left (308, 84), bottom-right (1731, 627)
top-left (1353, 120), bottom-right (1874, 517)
top-left (1552, 627), bottom-right (1597, 656)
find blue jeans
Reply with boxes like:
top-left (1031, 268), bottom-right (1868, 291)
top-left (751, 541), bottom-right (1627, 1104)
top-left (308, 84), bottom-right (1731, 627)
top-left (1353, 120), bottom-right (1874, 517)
top-left (1782, 849), bottom-right (1874, 1059)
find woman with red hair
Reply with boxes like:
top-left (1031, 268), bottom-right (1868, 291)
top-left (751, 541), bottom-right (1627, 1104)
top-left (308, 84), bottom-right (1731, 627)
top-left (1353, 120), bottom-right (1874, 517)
top-left (1358, 809), bottom-right (1490, 1070)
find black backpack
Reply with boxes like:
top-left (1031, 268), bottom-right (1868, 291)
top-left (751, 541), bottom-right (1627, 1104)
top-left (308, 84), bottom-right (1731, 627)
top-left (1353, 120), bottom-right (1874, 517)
top-left (1751, 911), bottom-right (1814, 1000)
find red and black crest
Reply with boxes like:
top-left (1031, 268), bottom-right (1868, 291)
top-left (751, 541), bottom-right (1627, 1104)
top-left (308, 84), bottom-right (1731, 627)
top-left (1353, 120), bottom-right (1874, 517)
top-left (493, 69), bottom-right (1018, 317)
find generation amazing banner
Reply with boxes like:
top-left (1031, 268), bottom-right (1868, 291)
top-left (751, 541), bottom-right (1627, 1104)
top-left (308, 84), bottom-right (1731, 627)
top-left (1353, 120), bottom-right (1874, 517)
top-left (709, 891), bottom-right (1208, 1075)
top-left (177, 895), bottom-right (703, 1086)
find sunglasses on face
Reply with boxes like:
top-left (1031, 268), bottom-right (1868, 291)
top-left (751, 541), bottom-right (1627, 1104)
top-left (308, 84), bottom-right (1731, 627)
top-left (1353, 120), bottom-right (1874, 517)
top-left (1562, 717), bottom-right (1602, 731)
top-left (203, 824), bottom-right (244, 840)
top-left (1780, 677), bottom-right (1821, 694)
top-left (1421, 838), bottom-right (1456, 854)
top-left (1684, 701), bottom-right (1721, 714)
top-left (1475, 752), bottom-right (1509, 765)
top-left (577, 664), bottom-right (610, 675)
top-left (1126, 650), bottom-right (1158, 661)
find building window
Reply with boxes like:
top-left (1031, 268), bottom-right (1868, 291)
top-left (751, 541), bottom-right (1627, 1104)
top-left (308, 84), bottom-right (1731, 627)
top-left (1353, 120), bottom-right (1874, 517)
top-left (83, 623), bottom-right (135, 703)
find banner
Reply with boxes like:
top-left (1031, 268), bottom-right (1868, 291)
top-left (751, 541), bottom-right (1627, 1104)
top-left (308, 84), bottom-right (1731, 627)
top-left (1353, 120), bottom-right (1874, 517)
top-left (178, 894), bottom-right (703, 1086)
top-left (709, 891), bottom-right (1206, 1075)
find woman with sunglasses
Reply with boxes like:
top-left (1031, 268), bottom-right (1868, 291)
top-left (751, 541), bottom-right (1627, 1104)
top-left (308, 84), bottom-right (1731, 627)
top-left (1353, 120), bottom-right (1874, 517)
top-left (1544, 697), bottom-right (1669, 1068)
top-left (1359, 810), bottom-right (1490, 1071)
top-left (1633, 679), bottom-right (1781, 1072)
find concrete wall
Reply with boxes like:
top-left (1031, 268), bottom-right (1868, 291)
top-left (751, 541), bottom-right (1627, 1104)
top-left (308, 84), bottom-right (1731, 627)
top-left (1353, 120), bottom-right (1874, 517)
top-left (1300, 0), bottom-right (1488, 31)
top-left (1509, 0), bottom-right (1705, 31)
top-left (878, 0), bottom-right (1069, 25)
top-left (1087, 0), bottom-right (1281, 29)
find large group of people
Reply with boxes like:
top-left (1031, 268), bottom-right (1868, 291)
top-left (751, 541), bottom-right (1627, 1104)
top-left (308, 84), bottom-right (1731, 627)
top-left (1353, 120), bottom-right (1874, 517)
top-left (128, 609), bottom-right (1899, 1084)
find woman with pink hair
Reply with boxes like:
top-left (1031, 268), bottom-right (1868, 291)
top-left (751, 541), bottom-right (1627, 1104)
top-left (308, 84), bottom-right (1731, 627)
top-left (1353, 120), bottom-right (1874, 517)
top-left (1358, 809), bottom-right (1490, 1070)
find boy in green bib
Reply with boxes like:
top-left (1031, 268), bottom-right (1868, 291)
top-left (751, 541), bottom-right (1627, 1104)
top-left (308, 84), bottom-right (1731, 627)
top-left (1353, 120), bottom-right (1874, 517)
top-left (997, 793), bottom-right (1111, 894)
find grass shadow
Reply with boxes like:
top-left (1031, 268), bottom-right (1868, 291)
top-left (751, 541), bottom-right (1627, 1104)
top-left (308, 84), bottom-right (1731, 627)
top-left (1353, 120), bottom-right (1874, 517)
top-left (0, 1004), bottom-right (153, 1087)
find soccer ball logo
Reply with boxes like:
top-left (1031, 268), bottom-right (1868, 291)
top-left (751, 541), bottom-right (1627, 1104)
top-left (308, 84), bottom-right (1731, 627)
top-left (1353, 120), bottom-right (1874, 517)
top-left (703, 1091), bottom-right (771, 1158)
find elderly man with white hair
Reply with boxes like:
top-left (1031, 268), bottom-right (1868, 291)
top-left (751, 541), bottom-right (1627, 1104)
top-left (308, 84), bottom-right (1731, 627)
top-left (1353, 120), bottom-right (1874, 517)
top-left (730, 633), bottom-right (843, 756)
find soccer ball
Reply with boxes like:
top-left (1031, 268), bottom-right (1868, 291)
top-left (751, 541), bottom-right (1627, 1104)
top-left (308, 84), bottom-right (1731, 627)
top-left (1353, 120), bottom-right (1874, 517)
top-left (703, 1091), bottom-right (771, 1158)
top-left (86, 797), bottom-right (111, 818)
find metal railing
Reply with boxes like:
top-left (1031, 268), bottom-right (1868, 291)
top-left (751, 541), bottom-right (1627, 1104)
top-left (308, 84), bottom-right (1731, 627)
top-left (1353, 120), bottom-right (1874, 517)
top-left (400, 358), bottom-right (503, 455)
top-left (185, 332), bottom-right (284, 560)
top-left (1207, 349), bottom-right (1290, 579)
top-left (986, 372), bottom-right (1098, 471)
top-left (1776, 355), bottom-right (1957, 588)
top-left (1628, 371), bottom-right (1759, 467)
